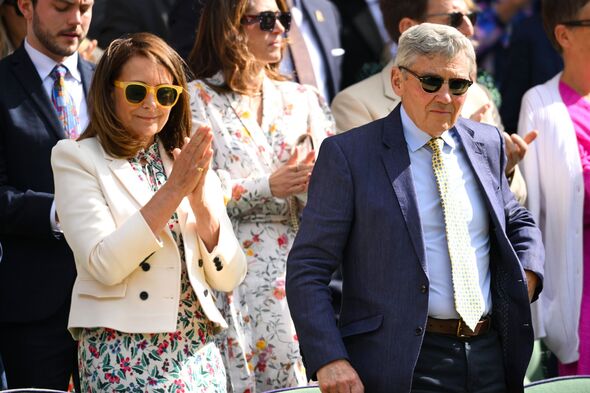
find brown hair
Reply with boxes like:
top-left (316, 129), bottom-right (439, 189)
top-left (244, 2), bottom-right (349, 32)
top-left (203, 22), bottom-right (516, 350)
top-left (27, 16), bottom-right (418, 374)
top-left (542, 0), bottom-right (590, 52)
top-left (380, 0), bottom-right (429, 44)
top-left (79, 32), bottom-right (191, 158)
top-left (188, 0), bottom-right (288, 95)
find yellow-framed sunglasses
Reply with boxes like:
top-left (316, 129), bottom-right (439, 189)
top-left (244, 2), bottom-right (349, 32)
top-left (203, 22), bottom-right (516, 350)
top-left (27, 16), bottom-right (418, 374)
top-left (114, 81), bottom-right (184, 108)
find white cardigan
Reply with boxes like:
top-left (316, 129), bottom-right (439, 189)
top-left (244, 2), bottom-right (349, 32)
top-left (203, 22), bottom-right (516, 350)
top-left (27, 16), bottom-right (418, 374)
top-left (518, 72), bottom-right (585, 363)
top-left (51, 137), bottom-right (247, 339)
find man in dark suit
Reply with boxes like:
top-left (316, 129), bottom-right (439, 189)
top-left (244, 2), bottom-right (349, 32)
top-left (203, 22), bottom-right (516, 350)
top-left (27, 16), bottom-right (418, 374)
top-left (88, 0), bottom-right (174, 49)
top-left (287, 23), bottom-right (544, 393)
top-left (282, 0), bottom-right (343, 101)
top-left (331, 0), bottom-right (388, 88)
top-left (0, 0), bottom-right (94, 389)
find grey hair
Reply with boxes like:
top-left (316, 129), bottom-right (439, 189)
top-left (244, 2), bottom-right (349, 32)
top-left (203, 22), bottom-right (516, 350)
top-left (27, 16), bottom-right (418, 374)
top-left (393, 23), bottom-right (477, 77)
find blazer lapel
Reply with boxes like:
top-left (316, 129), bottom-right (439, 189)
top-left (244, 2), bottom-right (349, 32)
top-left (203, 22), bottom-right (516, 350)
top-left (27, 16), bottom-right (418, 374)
top-left (11, 46), bottom-right (64, 139)
top-left (454, 121), bottom-right (504, 226)
top-left (107, 153), bottom-right (153, 208)
top-left (380, 107), bottom-right (427, 271)
top-left (78, 58), bottom-right (94, 96)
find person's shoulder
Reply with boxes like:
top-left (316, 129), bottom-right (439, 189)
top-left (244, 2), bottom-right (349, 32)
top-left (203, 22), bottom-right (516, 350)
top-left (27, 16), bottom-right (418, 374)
top-left (334, 67), bottom-right (385, 101)
top-left (522, 73), bottom-right (560, 102)
top-left (327, 114), bottom-right (387, 146)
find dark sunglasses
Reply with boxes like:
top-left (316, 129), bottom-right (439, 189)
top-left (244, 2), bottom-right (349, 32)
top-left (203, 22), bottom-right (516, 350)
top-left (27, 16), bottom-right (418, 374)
top-left (241, 11), bottom-right (292, 32)
top-left (114, 81), bottom-right (183, 108)
top-left (426, 11), bottom-right (478, 29)
top-left (399, 66), bottom-right (473, 96)
top-left (561, 19), bottom-right (590, 27)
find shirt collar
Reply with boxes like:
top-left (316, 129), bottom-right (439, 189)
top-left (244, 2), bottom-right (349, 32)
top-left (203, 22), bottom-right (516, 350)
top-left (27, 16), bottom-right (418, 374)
top-left (24, 38), bottom-right (81, 83)
top-left (400, 104), bottom-right (455, 152)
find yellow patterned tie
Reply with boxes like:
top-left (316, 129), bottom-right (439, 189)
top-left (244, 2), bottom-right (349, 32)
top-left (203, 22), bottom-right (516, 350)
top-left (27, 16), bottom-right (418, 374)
top-left (427, 137), bottom-right (484, 331)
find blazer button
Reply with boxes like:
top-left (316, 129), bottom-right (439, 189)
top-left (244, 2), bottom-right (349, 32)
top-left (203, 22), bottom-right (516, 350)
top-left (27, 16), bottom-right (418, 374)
top-left (214, 257), bottom-right (223, 271)
top-left (141, 262), bottom-right (151, 272)
top-left (139, 291), bottom-right (149, 301)
top-left (415, 327), bottom-right (423, 336)
top-left (198, 259), bottom-right (203, 268)
top-left (420, 285), bottom-right (427, 294)
top-left (203, 289), bottom-right (209, 297)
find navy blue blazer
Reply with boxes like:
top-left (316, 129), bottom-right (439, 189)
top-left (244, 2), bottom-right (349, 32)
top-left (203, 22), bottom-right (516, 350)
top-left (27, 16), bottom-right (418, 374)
top-left (286, 105), bottom-right (544, 393)
top-left (0, 45), bottom-right (94, 323)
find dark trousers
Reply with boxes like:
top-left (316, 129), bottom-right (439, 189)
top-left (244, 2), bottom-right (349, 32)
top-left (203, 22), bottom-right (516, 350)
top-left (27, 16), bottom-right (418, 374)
top-left (0, 300), bottom-right (77, 390)
top-left (412, 330), bottom-right (507, 393)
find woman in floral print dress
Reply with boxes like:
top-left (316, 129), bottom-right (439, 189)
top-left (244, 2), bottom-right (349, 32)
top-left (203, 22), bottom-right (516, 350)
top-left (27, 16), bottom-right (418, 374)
top-left (187, 0), bottom-right (335, 391)
top-left (51, 33), bottom-right (246, 392)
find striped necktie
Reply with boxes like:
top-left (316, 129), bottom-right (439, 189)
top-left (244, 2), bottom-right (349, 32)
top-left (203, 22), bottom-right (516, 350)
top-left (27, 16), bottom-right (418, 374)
top-left (50, 65), bottom-right (80, 139)
top-left (427, 137), bottom-right (484, 331)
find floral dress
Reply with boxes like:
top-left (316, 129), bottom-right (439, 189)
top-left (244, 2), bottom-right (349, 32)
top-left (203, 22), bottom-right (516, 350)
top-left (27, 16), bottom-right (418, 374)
top-left (189, 75), bottom-right (334, 392)
top-left (77, 141), bottom-right (227, 393)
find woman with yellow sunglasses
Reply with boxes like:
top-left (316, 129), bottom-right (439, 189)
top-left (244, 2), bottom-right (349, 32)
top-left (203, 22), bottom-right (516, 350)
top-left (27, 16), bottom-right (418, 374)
top-left (50, 33), bottom-right (246, 392)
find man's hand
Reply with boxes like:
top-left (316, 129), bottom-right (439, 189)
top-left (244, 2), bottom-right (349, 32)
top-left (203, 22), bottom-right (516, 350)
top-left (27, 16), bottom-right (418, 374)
top-left (524, 269), bottom-right (539, 302)
top-left (317, 359), bottom-right (364, 393)
top-left (503, 130), bottom-right (538, 177)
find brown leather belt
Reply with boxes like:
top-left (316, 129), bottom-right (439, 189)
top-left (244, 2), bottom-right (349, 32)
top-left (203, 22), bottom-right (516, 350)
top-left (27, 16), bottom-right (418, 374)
top-left (426, 316), bottom-right (491, 338)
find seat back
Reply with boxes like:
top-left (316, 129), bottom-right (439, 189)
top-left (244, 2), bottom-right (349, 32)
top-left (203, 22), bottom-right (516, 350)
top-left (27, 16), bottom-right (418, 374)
top-left (263, 387), bottom-right (321, 393)
top-left (524, 376), bottom-right (590, 392)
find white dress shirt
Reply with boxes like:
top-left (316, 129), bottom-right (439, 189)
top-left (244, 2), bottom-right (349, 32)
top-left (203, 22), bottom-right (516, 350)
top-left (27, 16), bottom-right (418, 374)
top-left (401, 106), bottom-right (492, 319)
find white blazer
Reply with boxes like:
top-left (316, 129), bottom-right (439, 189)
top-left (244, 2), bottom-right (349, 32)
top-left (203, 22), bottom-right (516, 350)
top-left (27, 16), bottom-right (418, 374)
top-left (51, 137), bottom-right (247, 339)
top-left (518, 72), bottom-right (584, 363)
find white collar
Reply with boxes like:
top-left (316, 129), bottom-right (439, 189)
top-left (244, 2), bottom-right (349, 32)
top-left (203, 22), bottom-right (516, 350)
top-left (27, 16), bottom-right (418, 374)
top-left (24, 38), bottom-right (81, 83)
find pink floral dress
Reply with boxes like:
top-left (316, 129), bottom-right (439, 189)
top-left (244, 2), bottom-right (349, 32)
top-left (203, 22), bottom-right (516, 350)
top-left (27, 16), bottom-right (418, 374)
top-left (189, 75), bottom-right (334, 392)
top-left (77, 141), bottom-right (227, 393)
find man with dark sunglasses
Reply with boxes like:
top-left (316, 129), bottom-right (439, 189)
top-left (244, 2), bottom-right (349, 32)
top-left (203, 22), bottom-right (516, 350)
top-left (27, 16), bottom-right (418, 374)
top-left (287, 23), bottom-right (543, 393)
top-left (0, 0), bottom-right (94, 390)
top-left (331, 0), bottom-right (533, 206)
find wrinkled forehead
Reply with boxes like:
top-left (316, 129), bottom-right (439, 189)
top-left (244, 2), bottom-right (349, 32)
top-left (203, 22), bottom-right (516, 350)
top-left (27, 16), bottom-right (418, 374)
top-left (426, 0), bottom-right (470, 16)
top-left (410, 52), bottom-right (474, 78)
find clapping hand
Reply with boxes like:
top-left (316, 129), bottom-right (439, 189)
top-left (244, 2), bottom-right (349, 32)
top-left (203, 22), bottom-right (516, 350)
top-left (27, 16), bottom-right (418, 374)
top-left (269, 148), bottom-right (315, 198)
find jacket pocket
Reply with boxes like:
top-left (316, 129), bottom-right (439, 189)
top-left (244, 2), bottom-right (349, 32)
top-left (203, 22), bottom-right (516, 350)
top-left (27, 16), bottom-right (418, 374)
top-left (340, 314), bottom-right (383, 338)
top-left (77, 279), bottom-right (127, 298)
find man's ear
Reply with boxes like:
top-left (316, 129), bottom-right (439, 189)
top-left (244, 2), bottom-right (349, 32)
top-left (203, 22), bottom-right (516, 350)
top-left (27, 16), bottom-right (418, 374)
top-left (399, 17), bottom-right (419, 35)
top-left (391, 66), bottom-right (404, 96)
top-left (17, 0), bottom-right (33, 21)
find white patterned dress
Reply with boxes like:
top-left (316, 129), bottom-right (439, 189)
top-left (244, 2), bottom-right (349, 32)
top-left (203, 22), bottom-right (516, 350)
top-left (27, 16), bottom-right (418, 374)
top-left (77, 141), bottom-right (227, 393)
top-left (188, 75), bottom-right (334, 392)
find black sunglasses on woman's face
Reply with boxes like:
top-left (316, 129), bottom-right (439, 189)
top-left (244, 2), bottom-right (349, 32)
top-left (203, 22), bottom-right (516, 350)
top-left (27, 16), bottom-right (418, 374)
top-left (426, 11), bottom-right (478, 29)
top-left (241, 11), bottom-right (292, 32)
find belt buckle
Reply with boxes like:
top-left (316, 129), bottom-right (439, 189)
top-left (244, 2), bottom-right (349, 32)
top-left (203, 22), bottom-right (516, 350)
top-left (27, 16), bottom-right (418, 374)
top-left (456, 319), bottom-right (472, 338)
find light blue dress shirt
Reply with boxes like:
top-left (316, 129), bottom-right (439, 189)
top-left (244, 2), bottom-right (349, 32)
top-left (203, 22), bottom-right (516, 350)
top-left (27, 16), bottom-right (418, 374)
top-left (400, 105), bottom-right (492, 319)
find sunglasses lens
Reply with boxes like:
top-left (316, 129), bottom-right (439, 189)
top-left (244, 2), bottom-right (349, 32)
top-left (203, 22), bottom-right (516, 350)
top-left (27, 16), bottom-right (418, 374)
top-left (156, 87), bottom-right (179, 107)
top-left (279, 12), bottom-right (292, 32)
top-left (259, 11), bottom-right (276, 31)
top-left (468, 12), bottom-right (477, 26)
top-left (449, 12), bottom-right (463, 28)
top-left (125, 84), bottom-right (147, 104)
top-left (420, 76), bottom-right (444, 93)
top-left (449, 79), bottom-right (471, 95)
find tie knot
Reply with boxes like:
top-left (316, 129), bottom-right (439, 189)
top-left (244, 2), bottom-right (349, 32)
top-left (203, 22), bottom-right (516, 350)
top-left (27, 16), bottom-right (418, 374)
top-left (427, 137), bottom-right (444, 153)
top-left (50, 65), bottom-right (67, 81)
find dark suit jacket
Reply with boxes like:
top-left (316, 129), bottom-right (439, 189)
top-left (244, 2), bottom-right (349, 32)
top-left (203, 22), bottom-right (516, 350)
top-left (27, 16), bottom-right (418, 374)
top-left (88, 0), bottom-right (175, 49)
top-left (296, 0), bottom-right (343, 101)
top-left (499, 13), bottom-right (563, 133)
top-left (332, 0), bottom-right (385, 88)
top-left (0, 45), bottom-right (94, 323)
top-left (286, 106), bottom-right (544, 393)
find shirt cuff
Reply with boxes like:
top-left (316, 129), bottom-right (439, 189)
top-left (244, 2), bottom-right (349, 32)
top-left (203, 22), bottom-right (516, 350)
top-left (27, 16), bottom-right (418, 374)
top-left (50, 201), bottom-right (63, 238)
